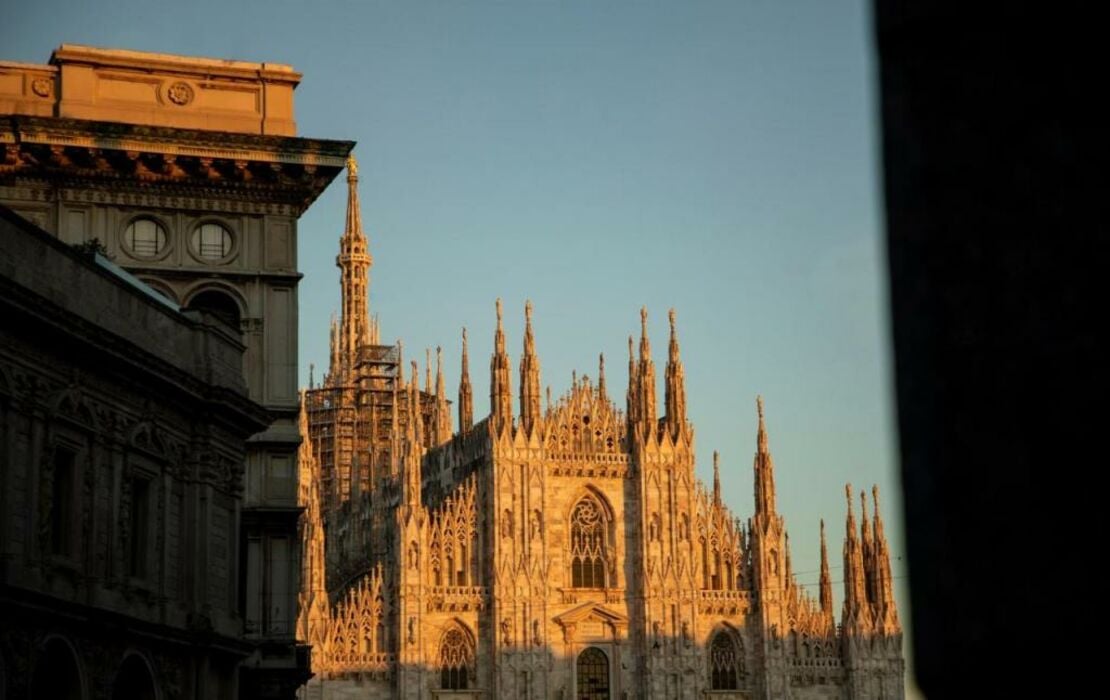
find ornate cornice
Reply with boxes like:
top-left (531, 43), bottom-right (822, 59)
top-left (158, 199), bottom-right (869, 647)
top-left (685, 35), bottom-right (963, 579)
top-left (0, 115), bottom-right (353, 212)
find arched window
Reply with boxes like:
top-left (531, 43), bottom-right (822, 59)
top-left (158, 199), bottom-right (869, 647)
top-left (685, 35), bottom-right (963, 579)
top-left (185, 289), bottom-right (241, 330)
top-left (570, 495), bottom-right (608, 588)
top-left (112, 655), bottom-right (156, 700)
top-left (576, 646), bottom-right (609, 700)
top-left (31, 638), bottom-right (84, 700)
top-left (123, 218), bottom-right (167, 258)
top-left (439, 627), bottom-right (474, 690)
top-left (709, 631), bottom-right (741, 690)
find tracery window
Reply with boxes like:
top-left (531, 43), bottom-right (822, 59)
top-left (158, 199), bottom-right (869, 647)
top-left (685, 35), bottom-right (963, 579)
top-left (439, 627), bottom-right (474, 690)
top-left (709, 631), bottom-right (741, 690)
top-left (570, 495), bottom-right (608, 588)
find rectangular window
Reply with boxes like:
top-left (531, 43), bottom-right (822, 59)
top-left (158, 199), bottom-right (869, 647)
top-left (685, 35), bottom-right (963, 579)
top-left (128, 476), bottom-right (151, 578)
top-left (267, 536), bottom-right (291, 635)
top-left (50, 447), bottom-right (76, 556)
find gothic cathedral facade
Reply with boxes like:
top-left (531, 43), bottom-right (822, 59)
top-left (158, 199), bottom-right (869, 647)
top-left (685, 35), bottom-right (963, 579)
top-left (296, 159), bottom-right (905, 699)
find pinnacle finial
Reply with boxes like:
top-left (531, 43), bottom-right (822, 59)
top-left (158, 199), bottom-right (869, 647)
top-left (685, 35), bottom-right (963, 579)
top-left (346, 153), bottom-right (358, 177)
top-left (820, 518), bottom-right (826, 537)
top-left (873, 484), bottom-right (881, 511)
top-left (628, 335), bottom-right (634, 361)
top-left (462, 326), bottom-right (468, 349)
top-left (861, 490), bottom-right (869, 520)
top-left (756, 395), bottom-right (769, 451)
top-left (437, 345), bottom-right (443, 366)
top-left (846, 483), bottom-right (854, 513)
top-left (640, 306), bottom-right (648, 333)
top-left (713, 449), bottom-right (719, 472)
top-left (669, 307), bottom-right (676, 331)
top-left (597, 353), bottom-right (607, 398)
top-left (496, 297), bottom-right (503, 325)
top-left (525, 299), bottom-right (533, 323)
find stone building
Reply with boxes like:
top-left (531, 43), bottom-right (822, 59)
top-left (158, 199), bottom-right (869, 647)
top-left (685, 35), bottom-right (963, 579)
top-left (0, 45), bottom-right (352, 698)
top-left (0, 205), bottom-right (270, 698)
top-left (297, 164), bottom-right (906, 698)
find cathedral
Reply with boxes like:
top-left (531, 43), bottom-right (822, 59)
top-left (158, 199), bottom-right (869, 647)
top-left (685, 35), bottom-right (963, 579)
top-left (296, 158), bottom-right (905, 699)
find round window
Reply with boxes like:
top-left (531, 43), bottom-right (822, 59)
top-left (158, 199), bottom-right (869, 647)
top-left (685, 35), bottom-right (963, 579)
top-left (192, 223), bottom-right (233, 261)
top-left (123, 218), bottom-right (167, 258)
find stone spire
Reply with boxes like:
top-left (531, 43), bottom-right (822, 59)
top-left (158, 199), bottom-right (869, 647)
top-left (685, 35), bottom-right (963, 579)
top-left (519, 300), bottom-right (541, 433)
top-left (625, 335), bottom-right (639, 426)
top-left (712, 450), bottom-right (722, 507)
top-left (842, 483), bottom-right (871, 630)
top-left (336, 154), bottom-right (373, 379)
top-left (597, 353), bottom-right (607, 403)
top-left (819, 518), bottom-right (834, 617)
top-left (753, 396), bottom-right (777, 522)
top-left (861, 489), bottom-right (876, 606)
top-left (871, 485), bottom-right (901, 632)
top-left (410, 361), bottom-right (423, 447)
top-left (458, 328), bottom-right (473, 432)
top-left (389, 342), bottom-right (402, 477)
top-left (490, 298), bottom-right (513, 433)
top-left (425, 348), bottom-right (432, 396)
top-left (295, 391), bottom-right (329, 643)
top-left (433, 346), bottom-right (451, 444)
top-left (636, 307), bottom-right (657, 435)
top-left (664, 308), bottom-right (687, 438)
top-left (402, 360), bottom-right (423, 506)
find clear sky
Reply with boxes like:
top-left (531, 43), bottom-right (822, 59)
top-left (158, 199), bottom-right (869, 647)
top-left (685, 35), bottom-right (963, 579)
top-left (6, 1), bottom-right (918, 694)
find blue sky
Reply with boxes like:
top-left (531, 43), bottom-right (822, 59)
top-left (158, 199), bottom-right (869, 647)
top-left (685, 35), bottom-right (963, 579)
top-left (6, 1), bottom-right (916, 693)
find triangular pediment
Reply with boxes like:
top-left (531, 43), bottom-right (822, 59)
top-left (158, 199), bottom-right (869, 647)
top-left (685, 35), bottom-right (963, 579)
top-left (553, 601), bottom-right (629, 627)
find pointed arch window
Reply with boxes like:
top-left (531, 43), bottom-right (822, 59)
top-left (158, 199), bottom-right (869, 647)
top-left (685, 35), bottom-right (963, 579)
top-left (570, 495), bottom-right (608, 588)
top-left (439, 627), bottom-right (474, 690)
top-left (710, 631), bottom-right (741, 690)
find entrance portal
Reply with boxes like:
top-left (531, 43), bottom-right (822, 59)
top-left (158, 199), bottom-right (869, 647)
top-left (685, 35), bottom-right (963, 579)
top-left (576, 646), bottom-right (610, 700)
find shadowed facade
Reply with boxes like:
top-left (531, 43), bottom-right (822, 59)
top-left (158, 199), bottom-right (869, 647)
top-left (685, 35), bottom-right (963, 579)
top-left (296, 163), bottom-right (905, 699)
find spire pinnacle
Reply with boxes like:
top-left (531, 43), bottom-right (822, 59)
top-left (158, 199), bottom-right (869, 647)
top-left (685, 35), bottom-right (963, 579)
top-left (461, 327), bottom-right (468, 365)
top-left (337, 150), bottom-right (371, 381)
top-left (753, 397), bottom-right (777, 520)
top-left (757, 395), bottom-right (768, 452)
top-left (519, 300), bottom-right (541, 432)
top-left (425, 348), bottom-right (432, 395)
top-left (664, 307), bottom-right (686, 436)
top-left (712, 450), bottom-right (721, 506)
top-left (490, 298), bottom-right (513, 431)
top-left (436, 346), bottom-right (445, 397)
top-left (819, 518), bottom-right (834, 616)
top-left (597, 353), bottom-right (607, 401)
top-left (458, 327), bottom-right (473, 431)
top-left (635, 308), bottom-right (657, 432)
